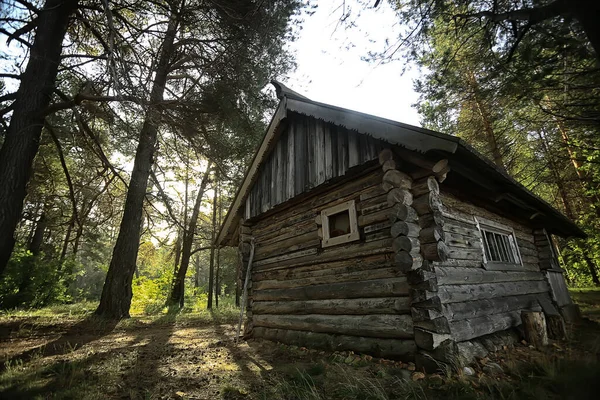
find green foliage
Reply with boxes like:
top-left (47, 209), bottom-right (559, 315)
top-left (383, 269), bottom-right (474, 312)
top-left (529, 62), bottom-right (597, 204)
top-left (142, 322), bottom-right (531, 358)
top-left (0, 248), bottom-right (80, 309)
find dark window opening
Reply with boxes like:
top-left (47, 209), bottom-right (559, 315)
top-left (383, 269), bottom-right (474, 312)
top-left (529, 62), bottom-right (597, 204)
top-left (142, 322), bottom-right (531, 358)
top-left (482, 230), bottom-right (518, 264)
top-left (329, 210), bottom-right (351, 238)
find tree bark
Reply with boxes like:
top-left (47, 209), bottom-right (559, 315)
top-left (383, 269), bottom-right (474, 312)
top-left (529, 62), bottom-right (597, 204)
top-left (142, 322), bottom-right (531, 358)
top-left (207, 176), bottom-right (218, 309)
top-left (0, 0), bottom-right (79, 275)
top-left (95, 5), bottom-right (180, 319)
top-left (28, 212), bottom-right (47, 256)
top-left (168, 165), bottom-right (212, 308)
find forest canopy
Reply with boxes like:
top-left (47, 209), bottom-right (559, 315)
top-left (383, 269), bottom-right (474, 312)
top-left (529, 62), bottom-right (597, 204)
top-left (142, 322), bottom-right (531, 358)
top-left (0, 0), bottom-right (598, 319)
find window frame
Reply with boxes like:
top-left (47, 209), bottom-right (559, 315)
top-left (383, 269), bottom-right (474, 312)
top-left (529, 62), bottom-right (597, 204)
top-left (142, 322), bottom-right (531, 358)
top-left (474, 217), bottom-right (523, 271)
top-left (321, 200), bottom-right (360, 248)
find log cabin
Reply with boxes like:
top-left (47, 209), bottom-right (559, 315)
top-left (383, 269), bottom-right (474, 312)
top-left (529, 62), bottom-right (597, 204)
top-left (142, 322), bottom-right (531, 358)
top-left (216, 81), bottom-right (584, 369)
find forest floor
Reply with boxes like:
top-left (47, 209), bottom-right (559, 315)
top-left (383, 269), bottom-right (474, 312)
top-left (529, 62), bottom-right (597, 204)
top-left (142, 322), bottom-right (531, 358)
top-left (1, 292), bottom-right (600, 400)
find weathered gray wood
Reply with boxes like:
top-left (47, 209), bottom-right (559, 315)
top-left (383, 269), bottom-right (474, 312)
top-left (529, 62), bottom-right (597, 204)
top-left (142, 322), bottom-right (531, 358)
top-left (414, 328), bottom-right (451, 351)
top-left (395, 251), bottom-right (423, 271)
top-left (412, 176), bottom-right (440, 197)
top-left (253, 314), bottom-right (414, 339)
top-left (253, 248), bottom-right (319, 267)
top-left (253, 277), bottom-right (409, 301)
top-left (449, 311), bottom-right (525, 342)
top-left (382, 169), bottom-right (412, 190)
top-left (387, 188), bottom-right (413, 206)
top-left (382, 159), bottom-right (397, 172)
top-left (393, 236), bottom-right (420, 253)
top-left (521, 311), bottom-right (548, 348)
top-left (388, 204), bottom-right (418, 223)
top-left (419, 211), bottom-right (445, 228)
top-left (414, 317), bottom-right (450, 334)
top-left (391, 221), bottom-right (420, 238)
top-left (446, 246), bottom-right (483, 261)
top-left (421, 241), bottom-right (449, 262)
top-left (253, 327), bottom-right (417, 359)
top-left (363, 221), bottom-right (391, 234)
top-left (253, 266), bottom-right (401, 291)
top-left (411, 307), bottom-right (443, 322)
top-left (253, 254), bottom-right (393, 282)
top-left (419, 226), bottom-right (444, 244)
top-left (435, 267), bottom-right (544, 286)
top-left (413, 192), bottom-right (443, 215)
top-left (443, 294), bottom-right (542, 322)
top-left (412, 280), bottom-right (549, 304)
top-left (253, 297), bottom-right (411, 315)
top-left (378, 148), bottom-right (394, 165)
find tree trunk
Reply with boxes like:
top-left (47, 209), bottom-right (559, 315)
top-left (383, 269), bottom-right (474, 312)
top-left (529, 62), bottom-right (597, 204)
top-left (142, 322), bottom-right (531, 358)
top-left (95, 6), bottom-right (180, 319)
top-left (207, 175), bottom-right (218, 310)
top-left (0, 0), bottom-right (79, 275)
top-left (168, 165), bottom-right (212, 308)
top-left (28, 212), bottom-right (47, 256)
top-left (571, 0), bottom-right (600, 60)
top-left (60, 216), bottom-right (75, 262)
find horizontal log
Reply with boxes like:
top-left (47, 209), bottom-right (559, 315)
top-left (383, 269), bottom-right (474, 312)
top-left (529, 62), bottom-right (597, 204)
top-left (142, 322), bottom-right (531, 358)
top-left (253, 277), bottom-right (409, 301)
top-left (253, 314), bottom-right (414, 339)
top-left (413, 280), bottom-right (549, 304)
top-left (395, 251), bottom-right (423, 272)
top-left (358, 207), bottom-right (391, 227)
top-left (382, 169), bottom-right (412, 190)
top-left (446, 246), bottom-right (483, 261)
top-left (414, 328), bottom-right (451, 351)
top-left (388, 204), bottom-right (418, 223)
top-left (419, 226), bottom-right (444, 244)
top-left (412, 176), bottom-right (440, 197)
top-left (449, 309), bottom-right (539, 342)
top-left (253, 267), bottom-right (401, 291)
top-left (253, 248), bottom-right (319, 267)
top-left (387, 188), bottom-right (413, 207)
top-left (359, 199), bottom-right (389, 215)
top-left (363, 221), bottom-right (391, 234)
top-left (382, 159), bottom-right (397, 172)
top-left (254, 237), bottom-right (393, 272)
top-left (414, 317), bottom-right (450, 334)
top-left (253, 297), bottom-right (411, 315)
top-left (254, 230), bottom-right (319, 260)
top-left (435, 267), bottom-right (545, 286)
top-left (365, 230), bottom-right (392, 243)
top-left (443, 294), bottom-right (543, 322)
top-left (378, 148), bottom-right (394, 165)
top-left (253, 254), bottom-right (393, 282)
top-left (411, 307), bottom-right (443, 322)
top-left (392, 236), bottom-right (420, 253)
top-left (253, 327), bottom-right (417, 359)
top-left (421, 241), bottom-right (449, 262)
top-left (391, 221), bottom-right (420, 238)
top-left (358, 192), bottom-right (388, 211)
top-left (413, 192), bottom-right (442, 215)
top-left (418, 211), bottom-right (445, 228)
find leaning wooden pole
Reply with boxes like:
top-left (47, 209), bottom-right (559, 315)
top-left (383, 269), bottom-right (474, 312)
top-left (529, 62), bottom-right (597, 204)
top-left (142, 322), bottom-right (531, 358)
top-left (236, 237), bottom-right (255, 342)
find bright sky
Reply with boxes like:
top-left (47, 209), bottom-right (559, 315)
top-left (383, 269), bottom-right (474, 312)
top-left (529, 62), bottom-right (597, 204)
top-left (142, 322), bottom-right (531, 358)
top-left (283, 1), bottom-right (422, 126)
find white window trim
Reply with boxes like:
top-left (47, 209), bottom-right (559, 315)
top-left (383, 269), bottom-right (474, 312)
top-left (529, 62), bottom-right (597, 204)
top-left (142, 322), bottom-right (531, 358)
top-left (321, 200), bottom-right (360, 248)
top-left (474, 216), bottom-right (523, 271)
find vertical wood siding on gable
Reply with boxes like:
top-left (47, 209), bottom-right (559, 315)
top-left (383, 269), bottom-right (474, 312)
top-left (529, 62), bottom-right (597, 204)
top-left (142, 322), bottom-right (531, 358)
top-left (246, 113), bottom-right (385, 219)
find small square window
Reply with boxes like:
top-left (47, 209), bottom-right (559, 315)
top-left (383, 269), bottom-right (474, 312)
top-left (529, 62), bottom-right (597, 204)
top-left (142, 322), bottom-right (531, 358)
top-left (321, 200), bottom-right (360, 247)
top-left (475, 217), bottom-right (523, 270)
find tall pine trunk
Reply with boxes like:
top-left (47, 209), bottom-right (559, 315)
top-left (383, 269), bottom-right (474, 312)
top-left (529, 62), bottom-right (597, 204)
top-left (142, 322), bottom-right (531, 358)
top-left (95, 7), bottom-right (180, 319)
top-left (0, 0), bottom-right (79, 275)
top-left (168, 165), bottom-right (212, 308)
top-left (207, 174), bottom-right (218, 309)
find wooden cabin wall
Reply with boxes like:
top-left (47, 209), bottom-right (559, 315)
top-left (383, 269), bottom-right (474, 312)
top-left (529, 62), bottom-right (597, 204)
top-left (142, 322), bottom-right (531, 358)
top-left (247, 167), bottom-right (417, 359)
top-left (431, 191), bottom-right (553, 343)
top-left (246, 113), bottom-right (386, 219)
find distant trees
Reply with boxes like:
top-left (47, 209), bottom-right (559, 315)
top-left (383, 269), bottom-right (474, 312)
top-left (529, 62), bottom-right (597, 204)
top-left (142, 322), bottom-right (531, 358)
top-left (0, 0), bottom-right (304, 314)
